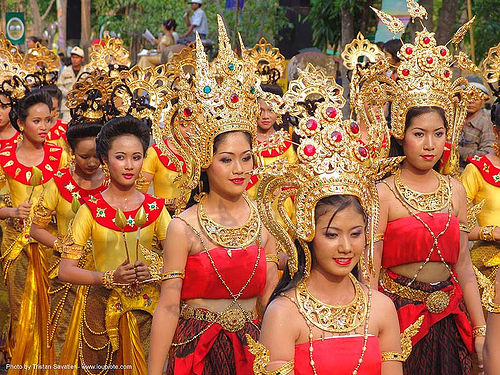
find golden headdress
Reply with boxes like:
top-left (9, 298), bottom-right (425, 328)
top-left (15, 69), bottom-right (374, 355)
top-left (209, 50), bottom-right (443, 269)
top-left (368, 5), bottom-right (487, 176)
top-left (170, 14), bottom-right (259, 206)
top-left (0, 33), bottom-right (23, 66)
top-left (257, 64), bottom-right (402, 280)
top-left (87, 37), bottom-right (131, 76)
top-left (23, 42), bottom-right (60, 86)
top-left (165, 43), bottom-right (196, 89)
top-left (248, 37), bottom-right (285, 85)
top-left (482, 41), bottom-right (500, 99)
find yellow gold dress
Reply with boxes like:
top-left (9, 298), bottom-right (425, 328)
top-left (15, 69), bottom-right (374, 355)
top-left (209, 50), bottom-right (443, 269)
top-left (461, 155), bottom-right (500, 280)
top-left (0, 141), bottom-right (67, 373)
top-left (31, 168), bottom-right (108, 369)
top-left (61, 192), bottom-right (171, 374)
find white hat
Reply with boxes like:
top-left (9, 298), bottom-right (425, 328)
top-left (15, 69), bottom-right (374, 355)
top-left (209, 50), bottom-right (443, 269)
top-left (468, 82), bottom-right (490, 96)
top-left (70, 46), bottom-right (84, 57)
top-left (188, 0), bottom-right (202, 4)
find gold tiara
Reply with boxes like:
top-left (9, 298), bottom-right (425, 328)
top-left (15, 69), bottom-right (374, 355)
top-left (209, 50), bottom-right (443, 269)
top-left (165, 43), bottom-right (196, 89)
top-left (256, 64), bottom-right (402, 280)
top-left (482, 41), bottom-right (500, 99)
top-left (248, 37), bottom-right (285, 85)
top-left (23, 42), bottom-right (59, 74)
top-left (0, 33), bottom-right (23, 66)
top-left (87, 37), bottom-right (131, 73)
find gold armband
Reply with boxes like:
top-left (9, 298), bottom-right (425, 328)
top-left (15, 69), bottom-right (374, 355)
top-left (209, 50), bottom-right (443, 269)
top-left (479, 225), bottom-right (497, 242)
top-left (381, 351), bottom-right (404, 362)
top-left (473, 325), bottom-right (486, 337)
top-left (161, 270), bottom-right (185, 281)
top-left (60, 233), bottom-right (85, 260)
top-left (246, 334), bottom-right (294, 375)
top-left (102, 270), bottom-right (115, 289)
top-left (53, 237), bottom-right (64, 255)
top-left (266, 253), bottom-right (279, 266)
top-left (32, 202), bottom-right (52, 227)
top-left (458, 223), bottom-right (470, 233)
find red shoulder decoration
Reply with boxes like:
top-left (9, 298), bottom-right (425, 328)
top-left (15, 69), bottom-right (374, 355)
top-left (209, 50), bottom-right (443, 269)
top-left (246, 174), bottom-right (259, 190)
top-left (259, 138), bottom-right (292, 158)
top-left (0, 131), bottom-right (21, 150)
top-left (468, 155), bottom-right (500, 187)
top-left (82, 192), bottom-right (165, 232)
top-left (47, 119), bottom-right (68, 142)
top-left (53, 168), bottom-right (108, 203)
top-left (151, 140), bottom-right (187, 173)
top-left (0, 142), bottom-right (63, 184)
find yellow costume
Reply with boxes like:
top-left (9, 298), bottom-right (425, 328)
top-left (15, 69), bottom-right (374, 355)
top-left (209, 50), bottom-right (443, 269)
top-left (61, 192), bottom-right (170, 374)
top-left (0, 141), bottom-right (67, 372)
top-left (32, 167), bottom-right (108, 367)
top-left (140, 140), bottom-right (186, 202)
top-left (461, 155), bottom-right (500, 279)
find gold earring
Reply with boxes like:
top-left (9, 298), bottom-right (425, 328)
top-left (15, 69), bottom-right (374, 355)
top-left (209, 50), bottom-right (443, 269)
top-left (102, 163), bottom-right (110, 181)
top-left (194, 179), bottom-right (206, 203)
top-left (19, 126), bottom-right (24, 132)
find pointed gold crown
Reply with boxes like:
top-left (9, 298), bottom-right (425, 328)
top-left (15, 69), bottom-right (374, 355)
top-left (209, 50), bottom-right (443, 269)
top-left (87, 37), bottom-right (131, 75)
top-left (177, 14), bottom-right (259, 171)
top-left (257, 64), bottom-right (402, 280)
top-left (66, 69), bottom-right (115, 123)
top-left (248, 37), bottom-right (285, 85)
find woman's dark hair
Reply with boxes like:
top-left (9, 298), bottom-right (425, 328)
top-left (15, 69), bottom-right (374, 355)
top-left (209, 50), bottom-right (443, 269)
top-left (268, 195), bottom-right (366, 305)
top-left (95, 115), bottom-right (151, 163)
top-left (27, 35), bottom-right (42, 44)
top-left (66, 122), bottom-right (103, 151)
top-left (163, 19), bottom-right (177, 31)
top-left (389, 106), bottom-right (448, 171)
top-left (185, 130), bottom-right (253, 208)
top-left (383, 39), bottom-right (403, 63)
top-left (41, 85), bottom-right (63, 108)
top-left (9, 89), bottom-right (53, 132)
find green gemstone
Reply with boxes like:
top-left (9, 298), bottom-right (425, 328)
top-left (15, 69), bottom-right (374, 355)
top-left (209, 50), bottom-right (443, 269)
top-left (250, 86), bottom-right (255, 94)
top-left (228, 62), bottom-right (235, 70)
top-left (203, 86), bottom-right (211, 93)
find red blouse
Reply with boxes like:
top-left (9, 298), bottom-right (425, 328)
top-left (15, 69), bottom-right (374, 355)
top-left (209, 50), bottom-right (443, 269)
top-left (294, 335), bottom-right (381, 375)
top-left (382, 213), bottom-right (459, 269)
top-left (180, 245), bottom-right (266, 300)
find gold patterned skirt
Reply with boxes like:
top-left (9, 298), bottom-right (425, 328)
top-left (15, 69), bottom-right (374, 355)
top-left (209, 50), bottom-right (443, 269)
top-left (470, 241), bottom-right (500, 282)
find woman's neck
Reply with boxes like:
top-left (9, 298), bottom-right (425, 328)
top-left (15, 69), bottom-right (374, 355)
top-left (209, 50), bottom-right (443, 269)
top-left (400, 160), bottom-right (436, 178)
top-left (102, 181), bottom-right (141, 209)
top-left (0, 124), bottom-right (16, 140)
top-left (256, 126), bottom-right (275, 142)
top-left (17, 138), bottom-right (44, 153)
top-left (307, 268), bottom-right (355, 305)
top-left (72, 166), bottom-right (104, 190)
top-left (203, 190), bottom-right (247, 217)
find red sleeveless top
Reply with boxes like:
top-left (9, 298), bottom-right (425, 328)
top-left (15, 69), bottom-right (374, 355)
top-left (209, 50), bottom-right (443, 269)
top-left (294, 335), bottom-right (381, 374)
top-left (180, 245), bottom-right (266, 300)
top-left (382, 213), bottom-right (459, 269)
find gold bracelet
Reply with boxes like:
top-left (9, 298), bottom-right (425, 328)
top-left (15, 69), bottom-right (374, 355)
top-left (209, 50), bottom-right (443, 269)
top-left (479, 225), bottom-right (496, 242)
top-left (381, 351), bottom-right (404, 362)
top-left (53, 238), bottom-right (63, 254)
top-left (161, 270), bottom-right (185, 281)
top-left (102, 270), bottom-right (115, 289)
top-left (266, 253), bottom-right (279, 266)
top-left (458, 223), bottom-right (470, 233)
top-left (473, 325), bottom-right (487, 337)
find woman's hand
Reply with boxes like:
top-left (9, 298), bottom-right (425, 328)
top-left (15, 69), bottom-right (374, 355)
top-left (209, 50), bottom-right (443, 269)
top-left (113, 259), bottom-right (137, 284)
top-left (14, 202), bottom-right (32, 219)
top-left (134, 260), bottom-right (151, 282)
top-left (475, 336), bottom-right (485, 374)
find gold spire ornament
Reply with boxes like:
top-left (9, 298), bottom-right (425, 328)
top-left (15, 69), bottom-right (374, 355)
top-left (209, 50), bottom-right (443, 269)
top-left (248, 37), bottom-right (286, 85)
top-left (256, 64), bottom-right (402, 280)
top-left (370, 6), bottom-right (405, 36)
top-left (406, 0), bottom-right (428, 21)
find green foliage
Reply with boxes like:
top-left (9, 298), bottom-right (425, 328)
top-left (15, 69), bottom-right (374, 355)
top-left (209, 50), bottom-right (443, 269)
top-left (470, 0), bottom-right (500, 63)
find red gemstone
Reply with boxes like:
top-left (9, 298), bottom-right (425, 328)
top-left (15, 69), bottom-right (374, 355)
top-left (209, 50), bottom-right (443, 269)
top-left (231, 94), bottom-right (239, 103)
top-left (444, 70), bottom-right (450, 78)
top-left (331, 131), bottom-right (342, 142)
top-left (402, 69), bottom-right (410, 76)
top-left (183, 107), bottom-right (193, 117)
top-left (306, 119), bottom-right (318, 130)
top-left (326, 107), bottom-right (337, 118)
top-left (304, 144), bottom-right (316, 156)
top-left (350, 122), bottom-right (360, 134)
top-left (358, 146), bottom-right (368, 158)
top-left (426, 56), bottom-right (434, 64)
top-left (423, 37), bottom-right (430, 44)
top-left (406, 47), bottom-right (413, 55)
top-left (143, 294), bottom-right (148, 299)
top-left (440, 48), bottom-right (447, 56)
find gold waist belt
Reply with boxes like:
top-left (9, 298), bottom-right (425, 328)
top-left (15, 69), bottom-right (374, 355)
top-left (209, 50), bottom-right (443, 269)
top-left (180, 303), bottom-right (257, 332)
top-left (380, 270), bottom-right (453, 314)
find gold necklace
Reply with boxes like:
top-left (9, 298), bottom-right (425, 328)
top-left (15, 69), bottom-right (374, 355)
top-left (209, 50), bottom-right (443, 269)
top-left (295, 273), bottom-right (367, 333)
top-left (198, 194), bottom-right (261, 256)
top-left (394, 168), bottom-right (450, 213)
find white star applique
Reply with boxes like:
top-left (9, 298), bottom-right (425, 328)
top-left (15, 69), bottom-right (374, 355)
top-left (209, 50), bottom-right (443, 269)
top-left (65, 182), bottom-right (75, 192)
top-left (126, 215), bottom-right (135, 227)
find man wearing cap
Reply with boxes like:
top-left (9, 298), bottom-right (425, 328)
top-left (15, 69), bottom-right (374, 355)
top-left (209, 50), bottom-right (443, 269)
top-left (179, 0), bottom-right (208, 43)
top-left (458, 78), bottom-right (496, 169)
top-left (57, 46), bottom-right (86, 122)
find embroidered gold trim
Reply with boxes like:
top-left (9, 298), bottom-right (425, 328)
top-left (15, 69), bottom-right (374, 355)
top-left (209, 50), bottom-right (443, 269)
top-left (381, 351), bottom-right (404, 362)
top-left (161, 270), bottom-right (185, 281)
top-left (246, 334), bottom-right (294, 375)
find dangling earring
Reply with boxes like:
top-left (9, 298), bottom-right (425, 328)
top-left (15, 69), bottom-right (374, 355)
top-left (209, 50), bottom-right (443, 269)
top-left (19, 126), bottom-right (24, 132)
top-left (102, 163), bottom-right (110, 182)
top-left (69, 154), bottom-right (76, 170)
top-left (194, 179), bottom-right (206, 203)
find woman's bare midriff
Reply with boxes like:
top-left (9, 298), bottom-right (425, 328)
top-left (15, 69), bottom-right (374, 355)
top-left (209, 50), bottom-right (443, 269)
top-left (389, 261), bottom-right (453, 283)
top-left (184, 297), bottom-right (258, 313)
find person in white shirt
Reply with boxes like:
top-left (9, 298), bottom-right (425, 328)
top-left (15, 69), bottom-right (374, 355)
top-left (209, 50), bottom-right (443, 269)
top-left (57, 46), bottom-right (86, 122)
top-left (180, 0), bottom-right (208, 42)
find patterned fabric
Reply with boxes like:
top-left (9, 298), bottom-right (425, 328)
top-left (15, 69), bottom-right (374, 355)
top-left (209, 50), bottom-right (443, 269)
top-left (458, 109), bottom-right (495, 168)
top-left (167, 316), bottom-right (259, 375)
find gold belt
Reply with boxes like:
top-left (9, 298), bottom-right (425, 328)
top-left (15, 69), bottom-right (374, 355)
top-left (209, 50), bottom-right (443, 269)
top-left (380, 270), bottom-right (453, 314)
top-left (180, 303), bottom-right (257, 332)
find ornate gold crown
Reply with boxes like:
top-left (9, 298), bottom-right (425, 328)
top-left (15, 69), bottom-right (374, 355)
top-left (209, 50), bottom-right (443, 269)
top-left (66, 69), bottom-right (115, 123)
top-left (248, 37), bottom-right (285, 85)
top-left (165, 43), bottom-right (196, 89)
top-left (256, 64), bottom-right (402, 280)
top-left (23, 42), bottom-right (59, 74)
top-left (176, 14), bottom-right (259, 172)
top-left (482, 42), bottom-right (500, 99)
top-left (0, 33), bottom-right (23, 65)
top-left (87, 37), bottom-right (131, 74)
top-left (369, 5), bottom-right (487, 175)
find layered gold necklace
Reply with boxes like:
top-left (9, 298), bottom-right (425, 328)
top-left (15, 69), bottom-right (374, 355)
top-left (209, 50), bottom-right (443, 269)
top-left (394, 168), bottom-right (451, 213)
top-left (295, 273), bottom-right (367, 333)
top-left (197, 194), bottom-right (261, 256)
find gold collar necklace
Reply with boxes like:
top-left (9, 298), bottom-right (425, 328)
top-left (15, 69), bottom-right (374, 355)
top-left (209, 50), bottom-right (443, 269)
top-left (394, 168), bottom-right (451, 213)
top-left (197, 194), bottom-right (261, 256)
